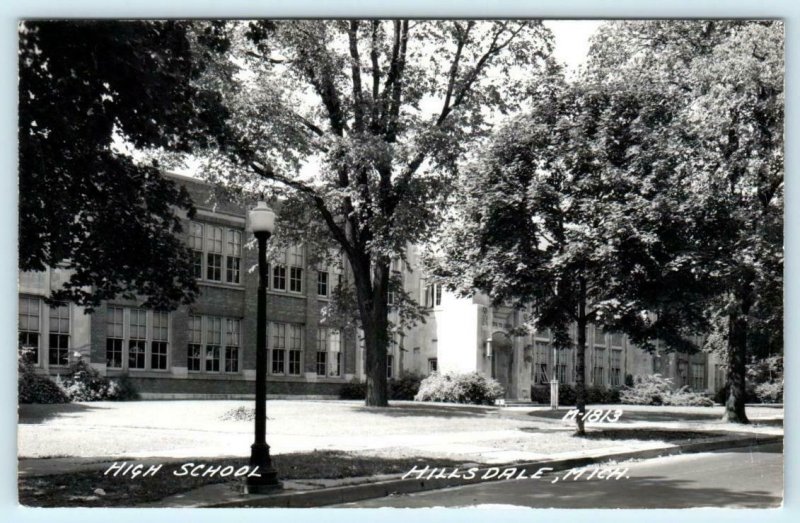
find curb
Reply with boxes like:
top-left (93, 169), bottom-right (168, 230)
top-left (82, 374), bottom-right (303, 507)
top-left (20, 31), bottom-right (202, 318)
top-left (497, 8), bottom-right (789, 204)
top-left (206, 432), bottom-right (782, 508)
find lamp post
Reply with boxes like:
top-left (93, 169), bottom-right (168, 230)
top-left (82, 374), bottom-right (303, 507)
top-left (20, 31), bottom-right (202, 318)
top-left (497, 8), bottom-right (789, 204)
top-left (247, 201), bottom-right (281, 493)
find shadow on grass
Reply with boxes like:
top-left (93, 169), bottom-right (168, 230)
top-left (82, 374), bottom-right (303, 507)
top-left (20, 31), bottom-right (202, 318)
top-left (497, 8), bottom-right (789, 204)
top-left (18, 450), bottom-right (471, 508)
top-left (518, 427), bottom-right (720, 442)
top-left (18, 402), bottom-right (106, 425)
top-left (354, 403), bottom-right (494, 418)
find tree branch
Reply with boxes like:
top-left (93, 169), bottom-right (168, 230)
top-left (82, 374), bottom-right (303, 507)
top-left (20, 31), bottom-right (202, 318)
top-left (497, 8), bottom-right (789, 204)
top-left (348, 20), bottom-right (366, 133)
top-left (250, 161), bottom-right (354, 256)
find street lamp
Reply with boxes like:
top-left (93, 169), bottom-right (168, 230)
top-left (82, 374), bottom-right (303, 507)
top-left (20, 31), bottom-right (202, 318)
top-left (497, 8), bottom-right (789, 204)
top-left (247, 201), bottom-right (280, 493)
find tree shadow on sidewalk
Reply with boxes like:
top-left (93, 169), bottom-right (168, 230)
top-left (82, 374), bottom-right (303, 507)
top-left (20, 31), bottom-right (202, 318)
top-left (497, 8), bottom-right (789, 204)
top-left (18, 402), bottom-right (105, 425)
top-left (354, 404), bottom-right (495, 419)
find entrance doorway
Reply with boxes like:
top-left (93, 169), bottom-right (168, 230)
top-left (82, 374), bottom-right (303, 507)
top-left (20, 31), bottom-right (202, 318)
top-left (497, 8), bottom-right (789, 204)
top-left (491, 331), bottom-right (514, 399)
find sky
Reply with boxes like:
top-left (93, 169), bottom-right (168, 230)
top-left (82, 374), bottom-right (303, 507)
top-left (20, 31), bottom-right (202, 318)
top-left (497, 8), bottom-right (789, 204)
top-left (543, 20), bottom-right (604, 72)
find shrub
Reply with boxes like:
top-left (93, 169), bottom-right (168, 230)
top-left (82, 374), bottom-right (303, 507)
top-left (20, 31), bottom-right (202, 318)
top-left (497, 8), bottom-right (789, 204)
top-left (18, 357), bottom-right (70, 404)
top-left (754, 380), bottom-right (783, 404)
top-left (389, 373), bottom-right (423, 400)
top-left (414, 371), bottom-right (504, 405)
top-left (339, 381), bottom-right (366, 400)
top-left (531, 383), bottom-right (618, 406)
top-left (57, 359), bottom-right (139, 401)
top-left (620, 374), bottom-right (714, 407)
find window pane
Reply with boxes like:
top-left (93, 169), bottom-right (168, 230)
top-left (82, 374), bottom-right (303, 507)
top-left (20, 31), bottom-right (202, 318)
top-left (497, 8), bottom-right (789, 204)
top-left (317, 271), bottom-right (328, 296)
top-left (273, 265), bottom-right (286, 290)
top-left (207, 253), bottom-right (222, 281)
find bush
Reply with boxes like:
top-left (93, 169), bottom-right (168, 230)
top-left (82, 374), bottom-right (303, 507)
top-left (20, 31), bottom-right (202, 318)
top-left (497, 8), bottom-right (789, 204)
top-left (754, 381), bottom-right (783, 403)
top-left (339, 373), bottom-right (425, 401)
top-left (414, 371), bottom-right (504, 405)
top-left (56, 359), bottom-right (139, 401)
top-left (620, 374), bottom-right (714, 407)
top-left (531, 383), bottom-right (618, 405)
top-left (339, 381), bottom-right (366, 400)
top-left (18, 357), bottom-right (70, 404)
top-left (389, 373), bottom-right (423, 400)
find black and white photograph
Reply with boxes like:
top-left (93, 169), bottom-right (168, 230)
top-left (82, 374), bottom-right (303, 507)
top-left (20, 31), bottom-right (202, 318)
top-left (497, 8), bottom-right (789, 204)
top-left (16, 17), bottom-right (784, 509)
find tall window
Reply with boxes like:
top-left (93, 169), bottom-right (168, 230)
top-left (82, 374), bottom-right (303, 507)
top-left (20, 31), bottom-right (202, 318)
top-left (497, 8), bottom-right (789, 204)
top-left (128, 309), bottom-right (147, 369)
top-left (316, 328), bottom-right (329, 376)
top-left (317, 271), bottom-right (329, 297)
top-left (610, 332), bottom-right (624, 348)
top-left (557, 362), bottom-right (568, 383)
top-left (188, 315), bottom-right (202, 372)
top-left (189, 222), bottom-right (204, 279)
top-left (225, 319), bottom-right (240, 372)
top-left (190, 221), bottom-right (243, 285)
top-left (387, 354), bottom-right (394, 379)
top-left (330, 329), bottom-right (341, 377)
top-left (18, 296), bottom-right (41, 364)
top-left (534, 342), bottom-right (549, 384)
top-left (610, 349), bottom-right (622, 387)
top-left (424, 283), bottom-right (442, 308)
top-left (151, 311), bottom-right (169, 370)
top-left (593, 326), bottom-right (606, 348)
top-left (288, 324), bottom-right (303, 375)
top-left (46, 305), bottom-right (70, 366)
top-left (593, 348), bottom-right (605, 386)
top-left (271, 322), bottom-right (287, 374)
top-left (106, 306), bottom-right (124, 369)
top-left (187, 315), bottom-right (238, 373)
top-left (428, 358), bottom-right (438, 373)
top-left (205, 225), bottom-right (224, 281)
top-left (205, 317), bottom-right (222, 372)
top-left (289, 245), bottom-right (304, 293)
top-left (691, 362), bottom-right (705, 390)
top-left (226, 230), bottom-right (242, 284)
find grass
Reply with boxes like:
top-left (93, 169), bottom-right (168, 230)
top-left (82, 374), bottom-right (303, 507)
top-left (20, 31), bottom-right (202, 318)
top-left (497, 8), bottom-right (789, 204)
top-left (19, 451), bottom-right (471, 508)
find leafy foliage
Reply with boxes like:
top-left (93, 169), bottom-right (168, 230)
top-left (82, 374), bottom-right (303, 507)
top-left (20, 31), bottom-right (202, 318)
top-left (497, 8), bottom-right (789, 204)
top-left (338, 373), bottom-right (424, 401)
top-left (414, 371), bottom-right (504, 405)
top-left (184, 20), bottom-right (554, 406)
top-left (55, 359), bottom-right (140, 401)
top-left (18, 353), bottom-right (70, 404)
top-left (620, 375), bottom-right (714, 407)
top-left (18, 21), bottom-right (231, 310)
top-left (531, 384), bottom-right (620, 405)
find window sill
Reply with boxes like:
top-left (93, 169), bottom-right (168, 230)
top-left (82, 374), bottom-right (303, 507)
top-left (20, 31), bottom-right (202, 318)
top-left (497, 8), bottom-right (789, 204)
top-left (198, 280), bottom-right (245, 291)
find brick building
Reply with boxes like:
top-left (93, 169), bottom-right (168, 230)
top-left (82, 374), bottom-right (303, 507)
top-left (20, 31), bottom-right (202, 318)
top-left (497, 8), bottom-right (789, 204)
top-left (18, 172), bottom-right (724, 400)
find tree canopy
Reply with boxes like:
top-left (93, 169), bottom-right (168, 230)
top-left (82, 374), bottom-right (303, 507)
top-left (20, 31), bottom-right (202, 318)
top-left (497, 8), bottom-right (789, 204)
top-left (18, 20), bottom-right (229, 310)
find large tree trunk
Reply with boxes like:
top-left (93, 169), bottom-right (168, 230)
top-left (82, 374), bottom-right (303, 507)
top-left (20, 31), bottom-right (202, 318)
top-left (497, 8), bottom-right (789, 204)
top-left (724, 310), bottom-right (750, 424)
top-left (574, 277), bottom-right (588, 436)
top-left (351, 253), bottom-right (390, 407)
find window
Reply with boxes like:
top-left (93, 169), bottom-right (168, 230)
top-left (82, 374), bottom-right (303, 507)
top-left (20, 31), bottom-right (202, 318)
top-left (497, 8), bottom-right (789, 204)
top-left (188, 315), bottom-right (202, 372)
top-left (593, 326), bottom-right (606, 347)
top-left (226, 230), bottom-right (242, 284)
top-left (18, 296), bottom-right (41, 364)
top-left (205, 225), bottom-right (224, 281)
top-left (593, 348), bottom-right (605, 386)
top-left (317, 327), bottom-right (341, 377)
top-left (225, 319), bottom-right (240, 372)
top-left (189, 221), bottom-right (244, 285)
top-left (677, 358), bottom-right (689, 387)
top-left (205, 317), bottom-right (222, 372)
top-left (47, 305), bottom-right (70, 366)
top-left (128, 309), bottom-right (147, 370)
top-left (388, 267), bottom-right (403, 306)
top-left (288, 324), bottom-right (303, 375)
top-left (151, 311), bottom-right (169, 370)
top-left (557, 363), bottom-right (568, 383)
top-left (106, 306), bottom-right (124, 369)
top-left (189, 222), bottom-right (204, 279)
top-left (271, 261), bottom-right (286, 290)
top-left (424, 283), bottom-right (442, 308)
top-left (428, 358), bottom-right (438, 373)
top-left (387, 354), bottom-right (394, 379)
top-left (290, 266), bottom-right (303, 293)
top-left (610, 350), bottom-right (622, 387)
top-left (317, 271), bottom-right (329, 297)
top-left (610, 332), bottom-right (624, 348)
top-left (691, 362), bottom-right (705, 390)
top-left (271, 322), bottom-right (286, 374)
top-left (534, 342), bottom-right (549, 384)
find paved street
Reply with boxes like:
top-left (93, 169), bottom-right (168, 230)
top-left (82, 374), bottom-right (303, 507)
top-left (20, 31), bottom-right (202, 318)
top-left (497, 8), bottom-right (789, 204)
top-left (338, 442), bottom-right (783, 508)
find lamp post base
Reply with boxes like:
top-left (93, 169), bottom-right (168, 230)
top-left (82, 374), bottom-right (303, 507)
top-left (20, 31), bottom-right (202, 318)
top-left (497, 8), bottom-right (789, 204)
top-left (247, 443), bottom-right (281, 494)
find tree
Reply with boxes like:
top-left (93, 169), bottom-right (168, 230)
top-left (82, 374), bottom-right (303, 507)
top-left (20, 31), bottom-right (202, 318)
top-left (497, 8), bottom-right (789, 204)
top-left (191, 20), bottom-right (553, 406)
top-left (586, 21), bottom-right (784, 423)
top-left (427, 62), bottom-right (708, 434)
top-left (18, 20), bottom-right (230, 310)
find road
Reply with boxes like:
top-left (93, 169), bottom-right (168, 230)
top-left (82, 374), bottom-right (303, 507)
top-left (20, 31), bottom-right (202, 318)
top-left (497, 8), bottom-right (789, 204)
top-left (338, 442), bottom-right (783, 509)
